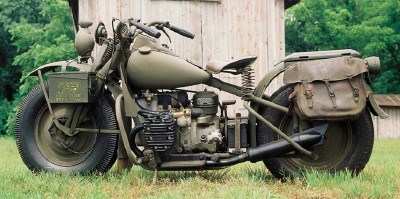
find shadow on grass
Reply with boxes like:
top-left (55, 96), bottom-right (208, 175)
top-left (116, 164), bottom-right (277, 184)
top-left (240, 166), bottom-right (276, 182)
top-left (145, 169), bottom-right (230, 183)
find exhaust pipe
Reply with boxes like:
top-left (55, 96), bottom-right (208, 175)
top-left (246, 123), bottom-right (327, 162)
top-left (158, 124), bottom-right (328, 170)
top-left (206, 124), bottom-right (328, 167)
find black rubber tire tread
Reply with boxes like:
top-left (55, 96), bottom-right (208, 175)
top-left (15, 82), bottom-right (118, 173)
top-left (257, 84), bottom-right (374, 179)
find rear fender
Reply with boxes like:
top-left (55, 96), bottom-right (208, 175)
top-left (28, 60), bottom-right (91, 76)
top-left (253, 62), bottom-right (286, 97)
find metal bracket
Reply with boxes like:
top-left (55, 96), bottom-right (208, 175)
top-left (119, 65), bottom-right (138, 117)
top-left (68, 104), bottom-right (83, 135)
top-left (249, 94), bottom-right (288, 113)
top-left (243, 102), bottom-right (315, 158)
top-left (234, 113), bottom-right (241, 153)
top-left (115, 94), bottom-right (143, 165)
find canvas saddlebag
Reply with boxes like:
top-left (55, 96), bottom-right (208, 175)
top-left (283, 56), bottom-right (369, 121)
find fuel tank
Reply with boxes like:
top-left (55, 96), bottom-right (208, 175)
top-left (126, 47), bottom-right (210, 89)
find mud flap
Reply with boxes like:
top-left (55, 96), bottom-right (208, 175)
top-left (364, 82), bottom-right (389, 119)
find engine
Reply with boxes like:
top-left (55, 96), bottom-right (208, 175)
top-left (143, 111), bottom-right (176, 152)
top-left (136, 90), bottom-right (224, 154)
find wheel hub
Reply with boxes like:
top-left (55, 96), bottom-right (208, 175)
top-left (279, 117), bottom-right (353, 170)
top-left (35, 104), bottom-right (97, 166)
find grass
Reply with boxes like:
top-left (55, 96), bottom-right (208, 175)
top-left (0, 137), bottom-right (399, 198)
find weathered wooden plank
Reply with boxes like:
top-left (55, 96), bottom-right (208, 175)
top-left (151, 0), bottom-right (220, 2)
top-left (371, 115), bottom-right (378, 138)
top-left (201, 0), bottom-right (239, 113)
top-left (375, 107), bottom-right (400, 138)
top-left (199, 0), bottom-right (284, 115)
top-left (274, 0), bottom-right (285, 90)
top-left (97, 0), bottom-right (105, 23)
top-left (78, 1), bottom-right (86, 20)
top-left (120, 0), bottom-right (130, 19)
top-left (128, 0), bottom-right (142, 19)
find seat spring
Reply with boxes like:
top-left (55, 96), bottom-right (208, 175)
top-left (240, 66), bottom-right (255, 100)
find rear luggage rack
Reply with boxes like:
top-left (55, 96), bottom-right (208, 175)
top-left (284, 49), bottom-right (360, 62)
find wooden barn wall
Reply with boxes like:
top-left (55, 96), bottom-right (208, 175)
top-left (372, 107), bottom-right (400, 139)
top-left (78, 0), bottom-right (285, 115)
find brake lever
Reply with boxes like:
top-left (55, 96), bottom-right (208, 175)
top-left (155, 24), bottom-right (171, 43)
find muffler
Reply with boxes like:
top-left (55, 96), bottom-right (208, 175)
top-left (206, 124), bottom-right (328, 167)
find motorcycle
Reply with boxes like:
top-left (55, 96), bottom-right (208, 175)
top-left (14, 18), bottom-right (388, 180)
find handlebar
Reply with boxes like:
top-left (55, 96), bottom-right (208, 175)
top-left (128, 19), bottom-right (161, 38)
top-left (126, 19), bottom-right (195, 40)
top-left (165, 22), bottom-right (195, 39)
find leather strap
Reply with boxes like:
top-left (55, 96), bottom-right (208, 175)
top-left (348, 76), bottom-right (360, 102)
top-left (301, 80), bottom-right (313, 108)
top-left (324, 79), bottom-right (337, 108)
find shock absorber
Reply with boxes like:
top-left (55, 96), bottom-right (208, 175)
top-left (240, 66), bottom-right (255, 101)
top-left (92, 39), bottom-right (114, 72)
top-left (99, 39), bottom-right (114, 67)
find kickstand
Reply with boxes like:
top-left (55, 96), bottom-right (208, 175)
top-left (152, 168), bottom-right (158, 185)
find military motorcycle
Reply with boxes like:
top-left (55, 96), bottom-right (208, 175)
top-left (14, 18), bottom-right (388, 180)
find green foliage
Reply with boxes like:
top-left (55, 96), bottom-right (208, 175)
top-left (286, 0), bottom-right (400, 94)
top-left (5, 0), bottom-right (76, 135)
top-left (0, 0), bottom-right (42, 134)
top-left (0, 0), bottom-right (42, 105)
top-left (0, 100), bottom-right (13, 135)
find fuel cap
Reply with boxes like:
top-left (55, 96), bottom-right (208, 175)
top-left (138, 46), bottom-right (152, 54)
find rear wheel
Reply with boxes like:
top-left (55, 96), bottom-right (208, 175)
top-left (15, 83), bottom-right (118, 173)
top-left (257, 85), bottom-right (374, 179)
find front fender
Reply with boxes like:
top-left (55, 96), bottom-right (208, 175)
top-left (28, 60), bottom-right (91, 76)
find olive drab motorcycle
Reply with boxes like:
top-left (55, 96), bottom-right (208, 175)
top-left (15, 18), bottom-right (388, 180)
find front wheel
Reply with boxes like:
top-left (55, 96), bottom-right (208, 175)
top-left (257, 85), bottom-right (374, 179)
top-left (15, 82), bottom-right (118, 173)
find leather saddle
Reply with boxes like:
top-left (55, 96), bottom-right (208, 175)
top-left (206, 56), bottom-right (257, 75)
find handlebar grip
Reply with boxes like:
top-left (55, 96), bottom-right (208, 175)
top-left (132, 21), bottom-right (161, 38)
top-left (169, 25), bottom-right (195, 39)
